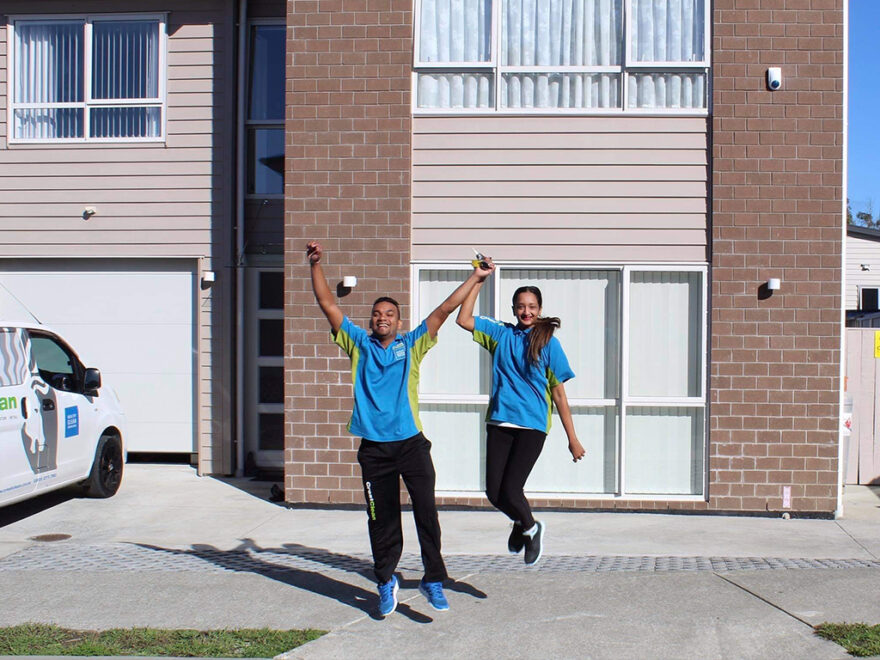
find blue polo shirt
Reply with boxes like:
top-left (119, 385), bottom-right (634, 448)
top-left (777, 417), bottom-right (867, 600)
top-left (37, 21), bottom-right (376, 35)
top-left (473, 316), bottom-right (575, 433)
top-left (332, 315), bottom-right (437, 442)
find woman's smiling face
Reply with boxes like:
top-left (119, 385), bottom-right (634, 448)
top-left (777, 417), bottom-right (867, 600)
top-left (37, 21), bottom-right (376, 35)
top-left (512, 292), bottom-right (541, 328)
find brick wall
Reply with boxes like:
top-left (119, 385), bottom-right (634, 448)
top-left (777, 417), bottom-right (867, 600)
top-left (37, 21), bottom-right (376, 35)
top-left (284, 0), bottom-right (413, 503)
top-left (710, 0), bottom-right (844, 514)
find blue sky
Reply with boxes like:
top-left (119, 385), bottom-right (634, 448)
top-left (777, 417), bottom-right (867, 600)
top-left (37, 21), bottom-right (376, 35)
top-left (848, 1), bottom-right (879, 214)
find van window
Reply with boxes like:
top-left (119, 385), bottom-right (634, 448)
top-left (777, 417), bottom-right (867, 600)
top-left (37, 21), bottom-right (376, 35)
top-left (29, 334), bottom-right (78, 390)
top-left (0, 329), bottom-right (28, 386)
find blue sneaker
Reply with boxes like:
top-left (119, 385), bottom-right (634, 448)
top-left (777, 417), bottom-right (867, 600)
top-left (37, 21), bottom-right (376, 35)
top-left (377, 575), bottom-right (398, 617)
top-left (419, 579), bottom-right (449, 611)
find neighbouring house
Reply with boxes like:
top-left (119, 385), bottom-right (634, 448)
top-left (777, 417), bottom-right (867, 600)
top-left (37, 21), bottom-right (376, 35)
top-left (0, 0), bottom-right (847, 516)
top-left (843, 224), bottom-right (880, 485)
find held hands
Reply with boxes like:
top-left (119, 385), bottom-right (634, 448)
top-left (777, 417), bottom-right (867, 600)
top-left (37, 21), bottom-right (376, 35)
top-left (568, 437), bottom-right (586, 463)
top-left (306, 241), bottom-right (322, 264)
top-left (475, 256), bottom-right (495, 281)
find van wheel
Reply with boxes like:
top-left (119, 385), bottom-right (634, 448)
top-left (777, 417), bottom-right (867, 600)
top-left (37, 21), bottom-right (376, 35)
top-left (84, 435), bottom-right (123, 498)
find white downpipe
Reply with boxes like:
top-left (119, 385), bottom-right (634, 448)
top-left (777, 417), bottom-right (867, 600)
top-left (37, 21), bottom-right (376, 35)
top-left (235, 0), bottom-right (248, 476)
top-left (836, 0), bottom-right (849, 519)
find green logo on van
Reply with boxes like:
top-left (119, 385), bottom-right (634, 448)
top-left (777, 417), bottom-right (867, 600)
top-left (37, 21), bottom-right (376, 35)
top-left (0, 396), bottom-right (18, 412)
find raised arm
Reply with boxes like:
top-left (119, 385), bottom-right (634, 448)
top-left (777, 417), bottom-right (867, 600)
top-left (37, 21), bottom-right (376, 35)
top-left (455, 266), bottom-right (488, 332)
top-left (306, 241), bottom-right (344, 333)
top-left (424, 259), bottom-right (494, 338)
top-left (551, 382), bottom-right (585, 463)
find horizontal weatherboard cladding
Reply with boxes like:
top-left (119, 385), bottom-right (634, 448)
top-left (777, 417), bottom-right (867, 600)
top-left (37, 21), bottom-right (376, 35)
top-left (412, 116), bottom-right (709, 263)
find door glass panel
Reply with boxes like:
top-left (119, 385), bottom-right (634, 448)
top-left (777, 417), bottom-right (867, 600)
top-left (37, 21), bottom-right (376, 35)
top-left (259, 319), bottom-right (283, 356)
top-left (500, 269), bottom-right (620, 400)
top-left (259, 413), bottom-right (284, 451)
top-left (418, 269), bottom-right (491, 396)
top-left (259, 271), bottom-right (283, 309)
top-left (624, 406), bottom-right (703, 495)
top-left (628, 271), bottom-right (702, 397)
top-left (422, 403), bottom-right (486, 492)
top-left (529, 406), bottom-right (618, 494)
top-left (259, 366), bottom-right (283, 404)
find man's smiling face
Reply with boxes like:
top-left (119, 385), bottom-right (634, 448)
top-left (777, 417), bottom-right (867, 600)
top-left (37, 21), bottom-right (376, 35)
top-left (370, 301), bottom-right (402, 341)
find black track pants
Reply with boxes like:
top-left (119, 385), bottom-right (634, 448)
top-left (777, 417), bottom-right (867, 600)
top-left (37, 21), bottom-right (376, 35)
top-left (358, 433), bottom-right (447, 584)
top-left (484, 425), bottom-right (547, 530)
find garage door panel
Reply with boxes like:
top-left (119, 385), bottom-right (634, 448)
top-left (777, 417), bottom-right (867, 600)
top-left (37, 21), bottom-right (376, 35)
top-left (116, 374), bottom-right (194, 425)
top-left (0, 262), bottom-right (196, 453)
top-left (57, 324), bottom-right (195, 373)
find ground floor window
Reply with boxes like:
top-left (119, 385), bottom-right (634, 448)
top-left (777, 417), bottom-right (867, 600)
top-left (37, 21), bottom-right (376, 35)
top-left (415, 263), bottom-right (706, 499)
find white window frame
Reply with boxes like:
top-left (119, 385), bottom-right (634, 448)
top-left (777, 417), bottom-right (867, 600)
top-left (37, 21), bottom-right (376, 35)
top-left (245, 18), bottom-right (286, 200)
top-left (7, 13), bottom-right (168, 144)
top-left (412, 260), bottom-right (709, 501)
top-left (412, 0), bottom-right (710, 116)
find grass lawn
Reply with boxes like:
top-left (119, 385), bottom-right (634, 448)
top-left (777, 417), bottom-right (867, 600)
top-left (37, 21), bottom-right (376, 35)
top-left (815, 623), bottom-right (880, 657)
top-left (0, 624), bottom-right (326, 657)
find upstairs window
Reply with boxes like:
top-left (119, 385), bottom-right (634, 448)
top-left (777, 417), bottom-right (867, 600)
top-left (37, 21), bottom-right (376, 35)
top-left (9, 15), bottom-right (166, 142)
top-left (414, 0), bottom-right (708, 113)
top-left (246, 22), bottom-right (285, 196)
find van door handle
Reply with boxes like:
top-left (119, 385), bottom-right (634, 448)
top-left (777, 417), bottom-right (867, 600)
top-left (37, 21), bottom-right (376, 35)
top-left (22, 398), bottom-right (28, 419)
top-left (41, 399), bottom-right (55, 412)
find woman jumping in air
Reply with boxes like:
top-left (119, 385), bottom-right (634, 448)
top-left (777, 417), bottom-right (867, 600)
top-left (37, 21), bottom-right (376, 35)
top-left (457, 263), bottom-right (585, 565)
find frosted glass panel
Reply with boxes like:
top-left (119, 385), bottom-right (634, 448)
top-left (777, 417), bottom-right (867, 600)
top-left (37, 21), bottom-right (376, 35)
top-left (627, 72), bottom-right (706, 109)
top-left (500, 270), bottom-right (619, 400)
top-left (422, 403), bottom-right (486, 492)
top-left (501, 73), bottom-right (620, 109)
top-left (527, 407), bottom-right (618, 494)
top-left (418, 270), bottom-right (491, 396)
top-left (417, 73), bottom-right (494, 108)
top-left (624, 407), bottom-right (703, 495)
top-left (628, 271), bottom-right (702, 397)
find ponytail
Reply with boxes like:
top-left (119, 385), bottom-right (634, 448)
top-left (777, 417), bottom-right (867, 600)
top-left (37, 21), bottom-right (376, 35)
top-left (527, 316), bottom-right (560, 364)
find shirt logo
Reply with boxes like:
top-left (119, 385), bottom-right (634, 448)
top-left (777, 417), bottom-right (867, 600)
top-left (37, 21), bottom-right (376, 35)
top-left (393, 342), bottom-right (406, 361)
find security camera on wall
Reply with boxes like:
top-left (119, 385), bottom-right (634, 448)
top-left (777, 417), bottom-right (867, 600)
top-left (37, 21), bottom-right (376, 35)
top-left (767, 67), bottom-right (782, 91)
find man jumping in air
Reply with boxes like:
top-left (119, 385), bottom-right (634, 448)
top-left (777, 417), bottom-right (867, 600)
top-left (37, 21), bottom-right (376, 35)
top-left (306, 241), bottom-right (493, 617)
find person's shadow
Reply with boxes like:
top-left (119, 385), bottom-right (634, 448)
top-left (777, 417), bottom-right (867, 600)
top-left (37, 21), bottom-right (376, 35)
top-left (136, 539), bottom-right (486, 623)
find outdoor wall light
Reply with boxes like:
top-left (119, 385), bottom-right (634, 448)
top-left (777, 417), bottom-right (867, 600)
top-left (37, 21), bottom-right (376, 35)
top-left (201, 271), bottom-right (216, 288)
top-left (767, 278), bottom-right (781, 291)
top-left (82, 206), bottom-right (97, 219)
top-left (861, 264), bottom-right (871, 272)
top-left (343, 276), bottom-right (358, 288)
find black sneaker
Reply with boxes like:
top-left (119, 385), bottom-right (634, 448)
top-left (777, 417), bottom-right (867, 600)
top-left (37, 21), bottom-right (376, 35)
top-left (523, 521), bottom-right (544, 566)
top-left (508, 522), bottom-right (525, 554)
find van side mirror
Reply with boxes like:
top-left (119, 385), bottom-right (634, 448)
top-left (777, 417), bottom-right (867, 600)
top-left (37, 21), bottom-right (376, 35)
top-left (83, 368), bottom-right (102, 394)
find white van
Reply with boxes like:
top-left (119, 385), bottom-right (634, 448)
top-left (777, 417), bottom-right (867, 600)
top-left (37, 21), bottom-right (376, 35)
top-left (0, 321), bottom-right (126, 508)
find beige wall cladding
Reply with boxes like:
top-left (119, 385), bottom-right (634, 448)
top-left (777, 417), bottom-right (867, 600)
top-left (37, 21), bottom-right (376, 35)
top-left (845, 231), bottom-right (880, 310)
top-left (0, 0), bottom-right (236, 475)
top-left (711, 0), bottom-right (844, 515)
top-left (412, 116), bottom-right (709, 263)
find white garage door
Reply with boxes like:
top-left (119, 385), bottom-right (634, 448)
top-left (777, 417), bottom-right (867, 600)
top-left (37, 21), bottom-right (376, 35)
top-left (0, 259), bottom-right (196, 453)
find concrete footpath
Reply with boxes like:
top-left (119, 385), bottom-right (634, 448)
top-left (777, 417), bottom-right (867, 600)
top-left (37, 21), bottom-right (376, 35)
top-left (0, 464), bottom-right (879, 660)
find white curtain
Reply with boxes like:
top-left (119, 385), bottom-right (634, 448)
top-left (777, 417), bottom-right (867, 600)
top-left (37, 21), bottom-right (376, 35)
top-left (91, 21), bottom-right (160, 138)
top-left (501, 0), bottom-right (621, 66)
top-left (14, 22), bottom-right (83, 139)
top-left (630, 0), bottom-right (704, 62)
top-left (629, 0), bottom-right (705, 109)
top-left (419, 0), bottom-right (493, 62)
top-left (628, 271), bottom-right (702, 398)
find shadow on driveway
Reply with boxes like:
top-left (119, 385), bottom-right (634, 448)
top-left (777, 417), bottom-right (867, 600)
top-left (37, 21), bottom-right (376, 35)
top-left (136, 539), bottom-right (485, 624)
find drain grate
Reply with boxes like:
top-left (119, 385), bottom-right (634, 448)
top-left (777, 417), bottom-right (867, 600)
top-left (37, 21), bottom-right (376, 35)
top-left (0, 543), bottom-right (878, 575)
